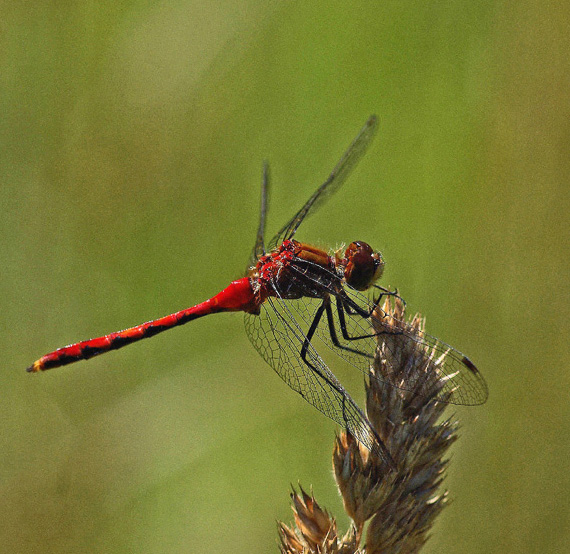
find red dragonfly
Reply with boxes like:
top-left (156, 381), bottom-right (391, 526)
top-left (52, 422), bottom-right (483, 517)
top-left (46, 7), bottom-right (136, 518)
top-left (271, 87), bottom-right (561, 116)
top-left (28, 116), bottom-right (488, 464)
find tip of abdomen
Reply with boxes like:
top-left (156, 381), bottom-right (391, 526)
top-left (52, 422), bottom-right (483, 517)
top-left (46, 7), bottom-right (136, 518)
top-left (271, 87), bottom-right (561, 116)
top-left (26, 360), bottom-right (43, 373)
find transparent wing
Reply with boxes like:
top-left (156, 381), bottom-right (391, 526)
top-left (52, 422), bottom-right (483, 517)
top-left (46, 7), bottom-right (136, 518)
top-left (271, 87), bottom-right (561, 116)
top-left (268, 115), bottom-right (378, 251)
top-left (280, 267), bottom-right (488, 406)
top-left (246, 162), bottom-right (270, 272)
top-left (244, 294), bottom-right (393, 464)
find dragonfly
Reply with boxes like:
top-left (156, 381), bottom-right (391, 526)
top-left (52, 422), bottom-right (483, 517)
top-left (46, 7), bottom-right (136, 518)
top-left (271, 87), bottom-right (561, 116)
top-left (27, 116), bottom-right (488, 465)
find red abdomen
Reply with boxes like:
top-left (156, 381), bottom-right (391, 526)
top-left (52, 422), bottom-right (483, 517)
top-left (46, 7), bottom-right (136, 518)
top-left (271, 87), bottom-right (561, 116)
top-left (28, 278), bottom-right (257, 372)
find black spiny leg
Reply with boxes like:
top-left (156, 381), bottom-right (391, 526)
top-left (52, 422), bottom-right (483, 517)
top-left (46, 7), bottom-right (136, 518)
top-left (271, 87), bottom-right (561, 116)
top-left (300, 299), bottom-right (354, 429)
top-left (343, 286), bottom-right (400, 318)
top-left (341, 288), bottom-right (405, 339)
top-left (324, 298), bottom-right (375, 359)
top-left (298, 296), bottom-right (395, 468)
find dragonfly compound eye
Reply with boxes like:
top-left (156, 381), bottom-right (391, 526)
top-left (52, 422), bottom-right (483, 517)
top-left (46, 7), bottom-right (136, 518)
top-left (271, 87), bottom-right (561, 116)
top-left (343, 241), bottom-right (385, 291)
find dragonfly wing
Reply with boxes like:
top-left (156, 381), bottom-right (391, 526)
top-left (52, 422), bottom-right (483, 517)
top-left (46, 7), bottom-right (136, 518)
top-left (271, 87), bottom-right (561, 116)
top-left (244, 294), bottom-right (392, 463)
top-left (344, 285), bottom-right (488, 405)
top-left (278, 263), bottom-right (488, 406)
top-left (369, 305), bottom-right (489, 406)
top-left (246, 162), bottom-right (270, 273)
top-left (268, 115), bottom-right (378, 251)
top-left (310, 281), bottom-right (488, 405)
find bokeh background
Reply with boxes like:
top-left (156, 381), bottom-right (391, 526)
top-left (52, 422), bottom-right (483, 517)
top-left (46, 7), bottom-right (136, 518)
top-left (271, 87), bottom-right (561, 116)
top-left (2, 2), bottom-right (568, 553)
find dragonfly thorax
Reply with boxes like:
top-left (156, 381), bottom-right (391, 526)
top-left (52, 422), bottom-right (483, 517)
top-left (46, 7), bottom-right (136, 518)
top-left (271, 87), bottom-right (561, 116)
top-left (336, 241), bottom-right (384, 291)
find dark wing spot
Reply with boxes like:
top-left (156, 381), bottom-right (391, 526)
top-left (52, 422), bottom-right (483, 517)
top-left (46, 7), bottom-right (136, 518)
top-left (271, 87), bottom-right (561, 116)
top-left (462, 355), bottom-right (479, 374)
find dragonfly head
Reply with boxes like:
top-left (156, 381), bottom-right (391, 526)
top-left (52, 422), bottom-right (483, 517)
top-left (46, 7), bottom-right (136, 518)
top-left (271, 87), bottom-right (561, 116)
top-left (338, 241), bottom-right (385, 291)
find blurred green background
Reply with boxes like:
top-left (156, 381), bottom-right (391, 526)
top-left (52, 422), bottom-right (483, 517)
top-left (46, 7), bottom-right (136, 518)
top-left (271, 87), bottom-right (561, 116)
top-left (2, 1), bottom-right (568, 553)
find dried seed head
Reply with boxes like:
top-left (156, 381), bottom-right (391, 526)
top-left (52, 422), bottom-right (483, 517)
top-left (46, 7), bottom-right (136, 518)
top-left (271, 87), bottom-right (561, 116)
top-left (279, 297), bottom-right (460, 554)
top-left (278, 486), bottom-right (341, 554)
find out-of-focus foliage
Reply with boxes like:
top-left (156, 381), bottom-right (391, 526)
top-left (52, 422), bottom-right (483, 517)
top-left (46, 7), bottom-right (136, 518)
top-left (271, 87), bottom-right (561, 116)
top-left (1, 2), bottom-right (568, 553)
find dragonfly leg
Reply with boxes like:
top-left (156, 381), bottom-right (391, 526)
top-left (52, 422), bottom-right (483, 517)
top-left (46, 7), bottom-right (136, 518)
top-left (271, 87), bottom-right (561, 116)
top-left (300, 302), bottom-right (371, 431)
top-left (342, 294), bottom-right (405, 339)
top-left (301, 303), bottom-right (350, 416)
top-left (300, 300), bottom-right (334, 378)
top-left (299, 301), bottom-right (395, 466)
top-left (336, 296), bottom-right (392, 342)
top-left (324, 298), bottom-right (374, 359)
top-left (344, 287), bottom-right (399, 319)
top-left (372, 285), bottom-right (406, 307)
